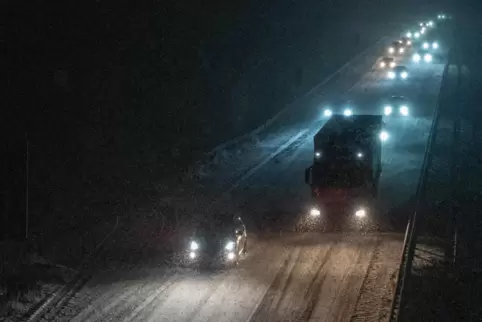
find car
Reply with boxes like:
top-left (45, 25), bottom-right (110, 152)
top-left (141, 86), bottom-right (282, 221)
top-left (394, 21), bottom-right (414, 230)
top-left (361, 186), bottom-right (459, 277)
top-left (421, 40), bottom-right (439, 50)
top-left (378, 57), bottom-right (396, 69)
top-left (184, 215), bottom-right (247, 267)
top-left (322, 99), bottom-right (356, 118)
top-left (387, 41), bottom-right (405, 55)
top-left (412, 50), bottom-right (433, 63)
top-left (387, 66), bottom-right (409, 80)
top-left (400, 37), bottom-right (412, 46)
top-left (382, 96), bottom-right (410, 116)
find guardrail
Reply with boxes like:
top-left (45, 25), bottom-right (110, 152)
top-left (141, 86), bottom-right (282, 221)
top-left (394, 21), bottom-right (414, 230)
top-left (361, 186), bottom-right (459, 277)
top-left (387, 61), bottom-right (451, 322)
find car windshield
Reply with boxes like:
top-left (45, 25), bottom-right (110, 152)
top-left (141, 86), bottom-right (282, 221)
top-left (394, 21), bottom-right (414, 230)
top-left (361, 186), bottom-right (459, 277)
top-left (194, 216), bottom-right (235, 237)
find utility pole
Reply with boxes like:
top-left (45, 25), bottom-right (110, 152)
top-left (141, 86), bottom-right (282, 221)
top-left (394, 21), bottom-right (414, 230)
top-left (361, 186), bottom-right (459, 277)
top-left (25, 132), bottom-right (29, 240)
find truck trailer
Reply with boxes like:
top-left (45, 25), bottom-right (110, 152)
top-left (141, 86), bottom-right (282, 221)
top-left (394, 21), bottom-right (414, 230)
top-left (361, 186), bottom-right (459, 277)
top-left (304, 114), bottom-right (385, 219)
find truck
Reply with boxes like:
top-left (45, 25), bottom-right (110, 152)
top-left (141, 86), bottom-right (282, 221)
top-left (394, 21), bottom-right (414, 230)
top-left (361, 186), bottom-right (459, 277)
top-left (304, 114), bottom-right (384, 219)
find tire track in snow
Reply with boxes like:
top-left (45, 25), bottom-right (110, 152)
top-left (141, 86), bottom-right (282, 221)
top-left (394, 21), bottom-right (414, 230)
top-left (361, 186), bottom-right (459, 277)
top-left (247, 246), bottom-right (303, 321)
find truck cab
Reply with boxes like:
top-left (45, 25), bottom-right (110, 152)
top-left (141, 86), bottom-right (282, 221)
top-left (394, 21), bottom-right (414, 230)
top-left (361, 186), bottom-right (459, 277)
top-left (305, 115), bottom-right (383, 219)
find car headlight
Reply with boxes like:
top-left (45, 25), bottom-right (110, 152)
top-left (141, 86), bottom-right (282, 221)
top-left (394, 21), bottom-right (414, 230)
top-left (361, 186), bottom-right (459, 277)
top-left (387, 71), bottom-right (395, 79)
top-left (407, 40), bottom-right (411, 45)
top-left (315, 151), bottom-right (322, 159)
top-left (323, 109), bottom-right (332, 117)
top-left (380, 62), bottom-right (386, 68)
top-left (406, 32), bottom-right (412, 38)
top-left (310, 207), bottom-right (321, 217)
top-left (390, 62), bottom-right (396, 68)
top-left (401, 71), bottom-right (408, 79)
top-left (424, 53), bottom-right (432, 62)
top-left (190, 240), bottom-right (199, 251)
top-left (423, 42), bottom-right (429, 49)
top-left (388, 47), bottom-right (394, 53)
top-left (414, 32), bottom-right (420, 38)
top-left (343, 108), bottom-right (353, 116)
top-left (399, 48), bottom-right (404, 53)
top-left (225, 241), bottom-right (235, 251)
top-left (355, 208), bottom-right (366, 218)
top-left (379, 131), bottom-right (389, 141)
top-left (400, 105), bottom-right (409, 116)
top-left (384, 105), bottom-right (392, 115)
top-left (432, 42), bottom-right (439, 49)
top-left (413, 53), bottom-right (421, 62)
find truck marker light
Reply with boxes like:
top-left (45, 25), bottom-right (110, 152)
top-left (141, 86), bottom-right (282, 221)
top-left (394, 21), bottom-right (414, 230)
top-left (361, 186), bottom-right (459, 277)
top-left (380, 131), bottom-right (389, 141)
top-left (343, 108), bottom-right (353, 116)
top-left (323, 109), bottom-right (333, 117)
top-left (384, 105), bottom-right (393, 115)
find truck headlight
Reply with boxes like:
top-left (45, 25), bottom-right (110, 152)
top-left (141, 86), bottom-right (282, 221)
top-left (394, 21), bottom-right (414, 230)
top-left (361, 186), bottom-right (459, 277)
top-left (225, 241), bottom-right (235, 251)
top-left (355, 208), bottom-right (366, 218)
top-left (190, 240), bottom-right (199, 251)
top-left (310, 207), bottom-right (321, 217)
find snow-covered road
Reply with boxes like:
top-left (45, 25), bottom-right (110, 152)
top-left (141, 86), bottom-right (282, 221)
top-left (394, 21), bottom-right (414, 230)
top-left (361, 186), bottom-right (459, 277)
top-left (35, 33), bottom-right (449, 322)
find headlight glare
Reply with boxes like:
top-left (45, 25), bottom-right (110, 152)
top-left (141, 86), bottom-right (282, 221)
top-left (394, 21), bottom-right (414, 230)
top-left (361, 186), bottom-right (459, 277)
top-left (190, 241), bottom-right (199, 251)
top-left (225, 241), bottom-right (235, 251)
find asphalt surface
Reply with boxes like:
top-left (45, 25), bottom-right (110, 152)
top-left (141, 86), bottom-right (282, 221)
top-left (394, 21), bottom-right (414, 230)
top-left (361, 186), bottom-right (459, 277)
top-left (36, 32), bottom-right (448, 322)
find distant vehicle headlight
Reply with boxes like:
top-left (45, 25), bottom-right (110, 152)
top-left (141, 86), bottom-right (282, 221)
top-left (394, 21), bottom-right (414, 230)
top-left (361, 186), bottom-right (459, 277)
top-left (390, 62), bottom-right (396, 68)
top-left (399, 48), bottom-right (405, 53)
top-left (406, 32), bottom-right (412, 38)
top-left (384, 105), bottom-right (393, 115)
top-left (380, 131), bottom-right (389, 141)
top-left (380, 62), bottom-right (386, 68)
top-left (432, 42), bottom-right (439, 49)
top-left (413, 53), bottom-right (421, 62)
top-left (355, 208), bottom-right (366, 218)
top-left (323, 109), bottom-right (332, 117)
top-left (225, 241), bottom-right (235, 251)
top-left (343, 108), bottom-right (353, 116)
top-left (315, 151), bottom-right (322, 159)
top-left (310, 207), bottom-right (321, 217)
top-left (414, 32), bottom-right (420, 38)
top-left (356, 151), bottom-right (364, 159)
top-left (190, 240), bottom-right (199, 251)
top-left (401, 71), bottom-right (408, 79)
top-left (400, 105), bottom-right (409, 116)
top-left (407, 40), bottom-right (412, 45)
top-left (227, 252), bottom-right (236, 260)
top-left (387, 71), bottom-right (396, 79)
top-left (423, 42), bottom-right (429, 49)
top-left (424, 53), bottom-right (432, 62)
top-left (388, 47), bottom-right (394, 53)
